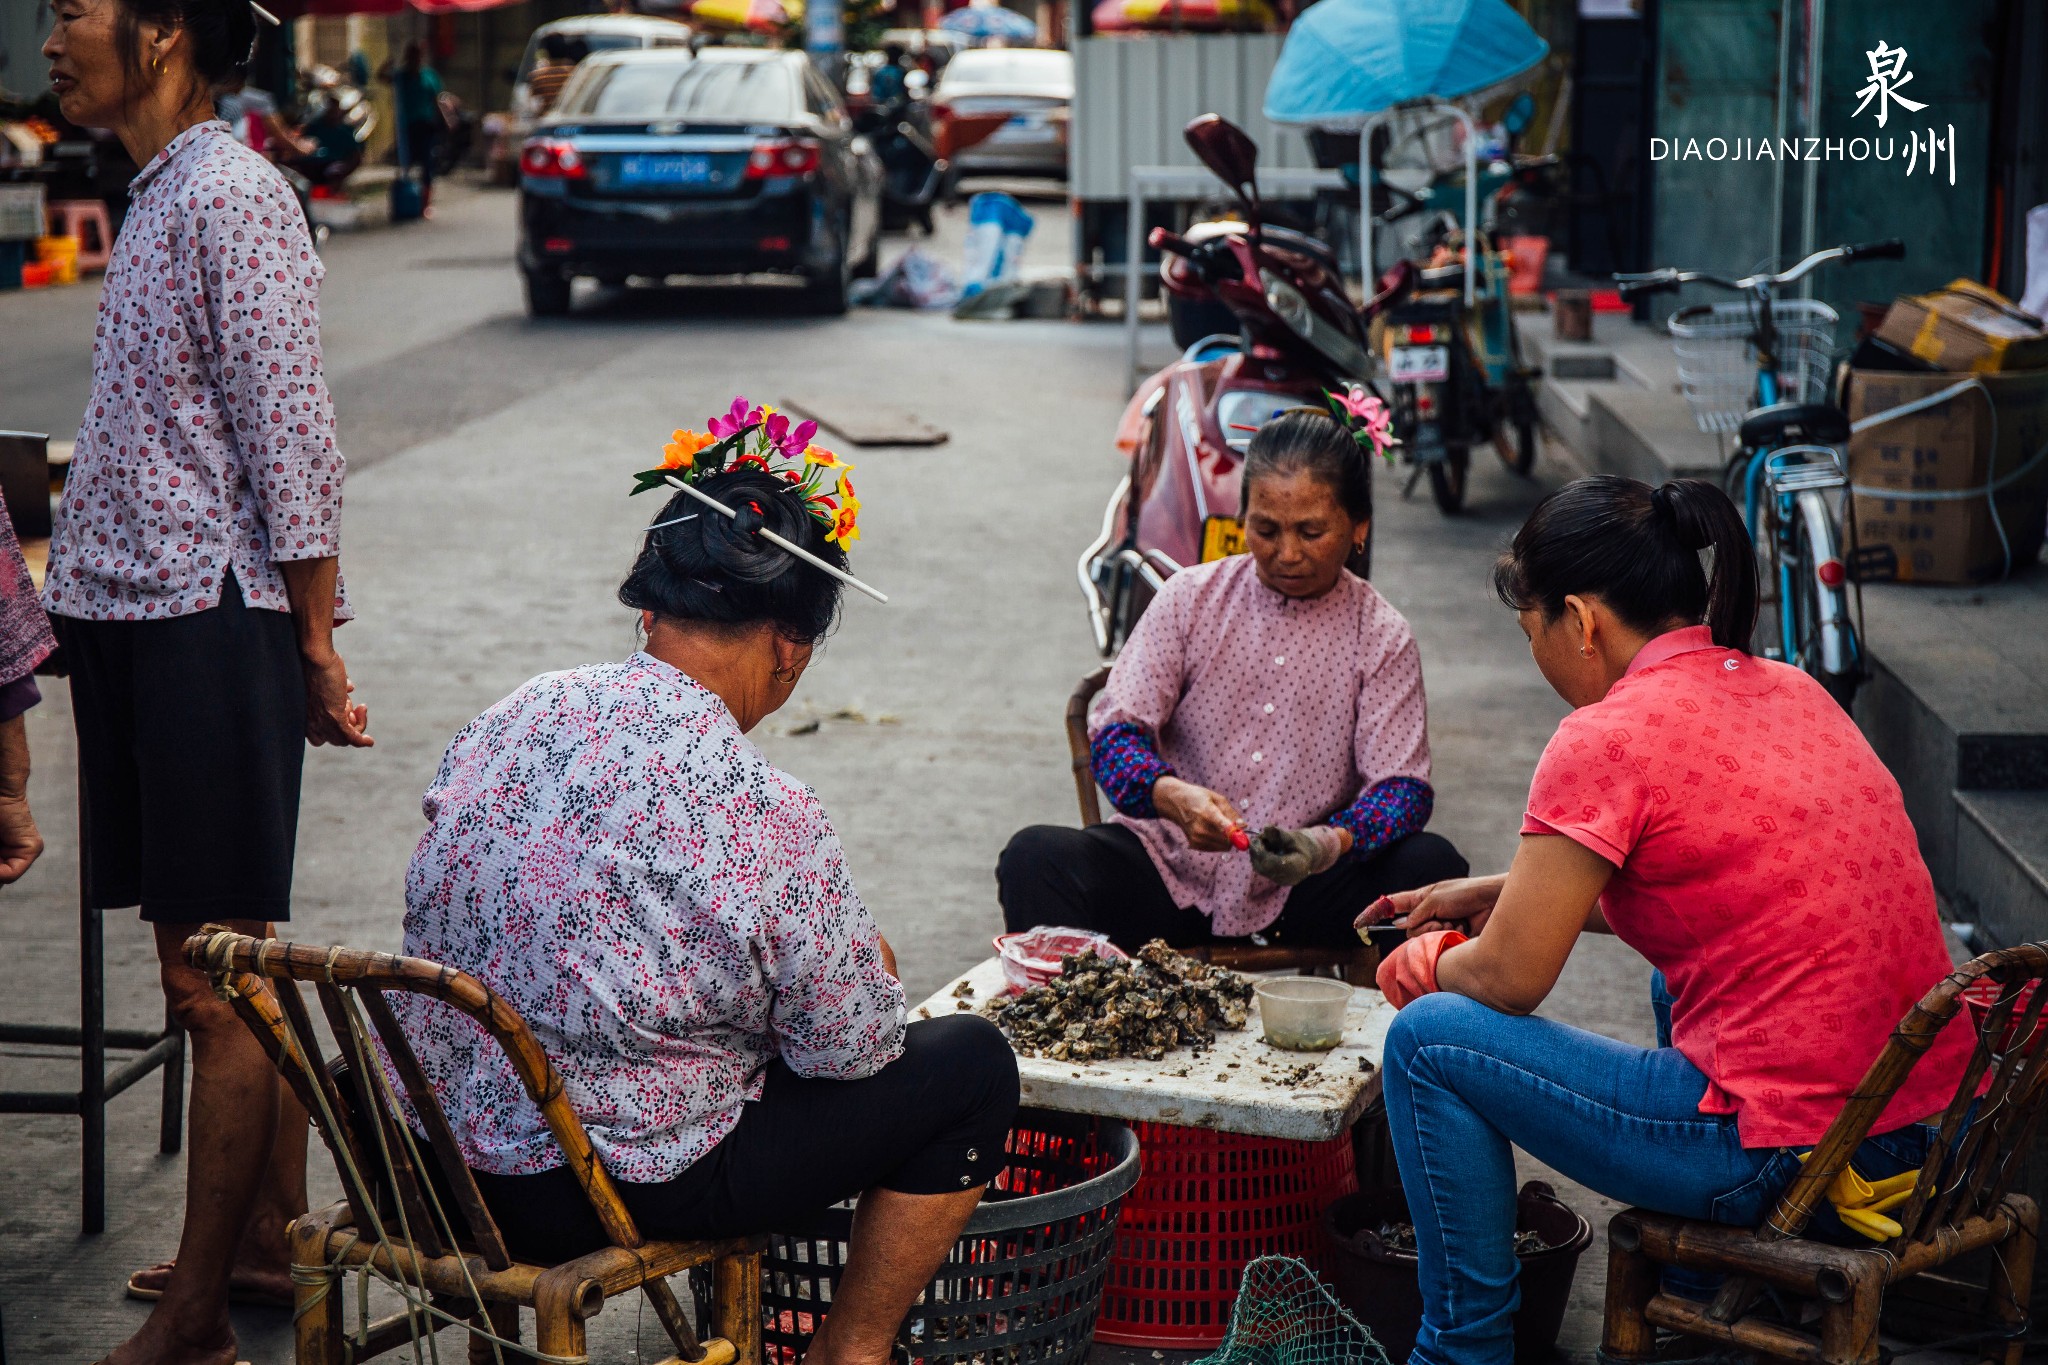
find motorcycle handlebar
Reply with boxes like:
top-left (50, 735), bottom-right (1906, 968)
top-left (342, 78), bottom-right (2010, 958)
top-left (1148, 227), bottom-right (1197, 258)
top-left (1843, 237), bottom-right (1906, 262)
top-left (1614, 273), bottom-right (1681, 299)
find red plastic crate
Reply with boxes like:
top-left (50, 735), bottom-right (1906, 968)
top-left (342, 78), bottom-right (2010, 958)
top-left (1094, 1121), bottom-right (1357, 1348)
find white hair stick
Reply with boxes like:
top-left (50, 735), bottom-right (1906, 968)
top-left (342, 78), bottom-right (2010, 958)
top-left (663, 475), bottom-right (889, 605)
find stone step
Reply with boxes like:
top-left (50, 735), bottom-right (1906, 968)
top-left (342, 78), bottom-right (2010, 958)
top-left (1954, 791), bottom-right (2048, 950)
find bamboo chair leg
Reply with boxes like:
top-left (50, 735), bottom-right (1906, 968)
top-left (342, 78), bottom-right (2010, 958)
top-left (1817, 1265), bottom-right (1883, 1365)
top-left (1600, 1226), bottom-right (1659, 1363)
top-left (1987, 1200), bottom-right (2037, 1365)
top-left (534, 1269), bottom-right (595, 1365)
top-left (290, 1213), bottom-right (345, 1365)
top-left (713, 1251), bottom-right (763, 1365)
top-left (470, 1301), bottom-right (525, 1365)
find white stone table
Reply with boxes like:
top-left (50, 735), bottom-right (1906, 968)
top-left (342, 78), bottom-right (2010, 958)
top-left (912, 957), bottom-right (1396, 1142)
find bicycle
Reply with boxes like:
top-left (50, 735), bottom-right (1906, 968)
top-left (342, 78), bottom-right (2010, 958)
top-left (1614, 238), bottom-right (1904, 708)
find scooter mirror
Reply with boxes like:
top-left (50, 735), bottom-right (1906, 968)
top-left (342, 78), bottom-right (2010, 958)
top-left (1184, 114), bottom-right (1260, 214)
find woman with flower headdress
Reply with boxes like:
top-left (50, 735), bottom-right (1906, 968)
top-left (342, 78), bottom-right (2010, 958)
top-left (390, 401), bottom-right (1018, 1365)
top-left (999, 396), bottom-right (1468, 951)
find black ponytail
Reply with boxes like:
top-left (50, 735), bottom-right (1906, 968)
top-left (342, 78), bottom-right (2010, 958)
top-left (1494, 475), bottom-right (1758, 650)
top-left (1239, 408), bottom-right (1372, 522)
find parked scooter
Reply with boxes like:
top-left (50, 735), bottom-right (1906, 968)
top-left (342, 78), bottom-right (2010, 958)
top-left (1079, 114), bottom-right (1406, 658)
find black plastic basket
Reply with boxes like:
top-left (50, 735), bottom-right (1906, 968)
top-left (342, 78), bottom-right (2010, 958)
top-left (692, 1108), bottom-right (1141, 1365)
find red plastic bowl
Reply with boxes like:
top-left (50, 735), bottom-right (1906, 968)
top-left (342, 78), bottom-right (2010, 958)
top-left (992, 928), bottom-right (1127, 994)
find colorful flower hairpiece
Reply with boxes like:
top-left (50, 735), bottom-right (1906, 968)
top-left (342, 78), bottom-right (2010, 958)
top-left (631, 396), bottom-right (861, 550)
top-left (1324, 384), bottom-right (1401, 462)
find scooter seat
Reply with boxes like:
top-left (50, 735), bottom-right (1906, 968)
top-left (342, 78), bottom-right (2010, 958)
top-left (1738, 402), bottom-right (1850, 452)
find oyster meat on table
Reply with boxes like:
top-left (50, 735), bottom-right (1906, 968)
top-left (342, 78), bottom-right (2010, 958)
top-left (988, 940), bottom-right (1254, 1063)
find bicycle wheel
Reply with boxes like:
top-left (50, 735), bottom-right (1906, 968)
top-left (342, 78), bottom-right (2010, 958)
top-left (1783, 493), bottom-right (1860, 709)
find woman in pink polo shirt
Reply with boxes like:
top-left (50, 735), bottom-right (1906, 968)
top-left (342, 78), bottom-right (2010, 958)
top-left (1362, 475), bottom-right (1974, 1365)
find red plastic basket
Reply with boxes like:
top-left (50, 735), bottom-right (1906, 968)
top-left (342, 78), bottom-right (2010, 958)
top-left (1094, 1121), bottom-right (1358, 1348)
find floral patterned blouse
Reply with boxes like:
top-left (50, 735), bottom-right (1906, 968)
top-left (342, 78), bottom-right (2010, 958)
top-left (43, 120), bottom-right (348, 622)
top-left (391, 653), bottom-right (907, 1183)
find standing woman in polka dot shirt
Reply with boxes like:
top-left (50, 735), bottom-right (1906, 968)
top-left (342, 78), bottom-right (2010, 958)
top-left (999, 409), bottom-right (1468, 950)
top-left (41, 2), bottom-right (370, 1362)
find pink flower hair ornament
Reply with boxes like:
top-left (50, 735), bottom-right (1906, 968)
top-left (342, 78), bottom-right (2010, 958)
top-left (1325, 384), bottom-right (1402, 461)
top-left (631, 396), bottom-right (887, 604)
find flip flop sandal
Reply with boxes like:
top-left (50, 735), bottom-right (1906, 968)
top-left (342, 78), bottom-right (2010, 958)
top-left (125, 1264), bottom-right (294, 1310)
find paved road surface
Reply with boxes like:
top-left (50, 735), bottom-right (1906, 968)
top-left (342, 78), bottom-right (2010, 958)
top-left (0, 179), bottom-right (1653, 1363)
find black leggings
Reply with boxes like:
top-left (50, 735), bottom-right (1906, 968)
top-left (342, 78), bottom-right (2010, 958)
top-left (456, 1015), bottom-right (1020, 1263)
top-left (996, 823), bottom-right (1468, 953)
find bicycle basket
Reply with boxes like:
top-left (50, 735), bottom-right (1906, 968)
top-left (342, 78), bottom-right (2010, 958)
top-left (1667, 300), bottom-right (1840, 434)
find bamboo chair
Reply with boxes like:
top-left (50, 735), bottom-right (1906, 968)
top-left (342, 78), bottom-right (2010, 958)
top-left (183, 928), bottom-right (764, 1365)
top-left (1065, 666), bottom-right (1379, 984)
top-left (1602, 942), bottom-right (2048, 1365)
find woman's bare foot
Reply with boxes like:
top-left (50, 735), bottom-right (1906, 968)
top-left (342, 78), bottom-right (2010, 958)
top-left (125, 1260), bottom-right (294, 1308)
top-left (94, 1313), bottom-right (241, 1365)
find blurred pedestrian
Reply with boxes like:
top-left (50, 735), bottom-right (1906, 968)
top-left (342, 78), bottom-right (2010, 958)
top-left (41, 1), bottom-right (372, 1362)
top-left (383, 39), bottom-right (443, 208)
top-left (0, 499), bottom-right (55, 889)
top-left (527, 32), bottom-right (585, 116)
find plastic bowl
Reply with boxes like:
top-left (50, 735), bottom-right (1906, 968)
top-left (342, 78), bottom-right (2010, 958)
top-left (1255, 976), bottom-right (1352, 1051)
top-left (993, 927), bottom-right (1127, 994)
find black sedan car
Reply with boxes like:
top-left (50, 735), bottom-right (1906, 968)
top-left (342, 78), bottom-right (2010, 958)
top-left (518, 47), bottom-right (884, 316)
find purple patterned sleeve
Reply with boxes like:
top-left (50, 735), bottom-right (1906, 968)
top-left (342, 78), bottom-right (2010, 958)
top-left (1090, 722), bottom-right (1174, 819)
top-left (1330, 776), bottom-right (1433, 859)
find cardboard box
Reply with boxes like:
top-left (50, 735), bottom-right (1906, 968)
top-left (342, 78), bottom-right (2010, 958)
top-left (1847, 368), bottom-right (2048, 584)
top-left (1874, 280), bottom-right (2048, 373)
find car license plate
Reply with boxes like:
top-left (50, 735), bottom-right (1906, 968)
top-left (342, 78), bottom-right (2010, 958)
top-left (617, 154), bottom-right (714, 187)
top-left (1201, 515), bottom-right (1245, 563)
top-left (1389, 344), bottom-right (1449, 382)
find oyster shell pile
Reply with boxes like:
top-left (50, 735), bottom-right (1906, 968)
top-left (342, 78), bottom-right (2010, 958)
top-left (990, 940), bottom-right (1253, 1062)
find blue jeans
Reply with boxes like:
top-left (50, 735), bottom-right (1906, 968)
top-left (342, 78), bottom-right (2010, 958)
top-left (1382, 991), bottom-right (1945, 1365)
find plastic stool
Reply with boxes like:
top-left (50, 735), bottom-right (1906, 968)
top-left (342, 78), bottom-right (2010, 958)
top-left (46, 200), bottom-right (112, 272)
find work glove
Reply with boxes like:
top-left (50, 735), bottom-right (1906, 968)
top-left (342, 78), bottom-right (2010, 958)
top-left (1375, 929), bottom-right (1468, 1008)
top-left (1249, 825), bottom-right (1346, 887)
top-left (1797, 1152), bottom-right (1921, 1241)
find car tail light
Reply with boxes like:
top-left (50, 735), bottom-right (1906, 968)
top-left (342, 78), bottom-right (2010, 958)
top-left (521, 138), bottom-right (587, 179)
top-left (1416, 390), bottom-right (1438, 417)
top-left (1817, 559), bottom-right (1846, 588)
top-left (746, 138), bottom-right (822, 179)
top-left (543, 237), bottom-right (574, 254)
top-left (1404, 324), bottom-right (1436, 344)
top-left (758, 235), bottom-right (791, 252)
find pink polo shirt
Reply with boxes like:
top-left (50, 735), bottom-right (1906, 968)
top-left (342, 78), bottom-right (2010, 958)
top-left (1522, 626), bottom-right (1971, 1148)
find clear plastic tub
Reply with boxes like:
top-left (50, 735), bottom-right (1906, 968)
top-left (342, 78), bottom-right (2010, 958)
top-left (1255, 976), bottom-right (1351, 1051)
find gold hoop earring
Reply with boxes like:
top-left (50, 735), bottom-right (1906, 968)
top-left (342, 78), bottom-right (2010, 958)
top-left (772, 664), bottom-right (800, 685)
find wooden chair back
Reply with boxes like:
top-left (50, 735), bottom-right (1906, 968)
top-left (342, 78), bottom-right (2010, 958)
top-left (1066, 666), bottom-right (1113, 826)
top-left (1758, 941), bottom-right (2048, 1249)
top-left (184, 928), bottom-right (709, 1357)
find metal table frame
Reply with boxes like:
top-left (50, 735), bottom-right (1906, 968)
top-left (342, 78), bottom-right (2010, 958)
top-left (0, 807), bottom-right (186, 1235)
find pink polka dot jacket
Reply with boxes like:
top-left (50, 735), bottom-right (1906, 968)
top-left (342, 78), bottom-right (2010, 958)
top-left (1088, 556), bottom-right (1434, 936)
top-left (44, 121), bottom-right (348, 622)
top-left (392, 653), bottom-right (908, 1181)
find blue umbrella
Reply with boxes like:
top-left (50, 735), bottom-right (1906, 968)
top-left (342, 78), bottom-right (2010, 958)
top-left (1262, 0), bottom-right (1547, 129)
top-left (940, 3), bottom-right (1040, 40)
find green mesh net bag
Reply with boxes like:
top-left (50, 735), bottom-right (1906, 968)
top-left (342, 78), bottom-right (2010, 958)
top-left (1190, 1257), bottom-right (1395, 1365)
